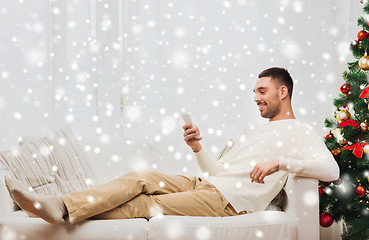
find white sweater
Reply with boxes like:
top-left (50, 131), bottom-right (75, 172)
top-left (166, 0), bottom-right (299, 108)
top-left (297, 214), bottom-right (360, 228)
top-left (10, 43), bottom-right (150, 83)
top-left (194, 119), bottom-right (340, 213)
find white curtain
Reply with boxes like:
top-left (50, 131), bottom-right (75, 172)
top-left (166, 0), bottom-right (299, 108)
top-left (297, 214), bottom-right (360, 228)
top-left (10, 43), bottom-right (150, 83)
top-left (0, 0), bottom-right (364, 150)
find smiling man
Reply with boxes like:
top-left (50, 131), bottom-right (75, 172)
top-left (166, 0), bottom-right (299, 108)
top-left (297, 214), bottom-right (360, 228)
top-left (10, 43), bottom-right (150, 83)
top-left (4, 67), bottom-right (340, 224)
top-left (249, 67), bottom-right (296, 183)
top-left (254, 67), bottom-right (294, 121)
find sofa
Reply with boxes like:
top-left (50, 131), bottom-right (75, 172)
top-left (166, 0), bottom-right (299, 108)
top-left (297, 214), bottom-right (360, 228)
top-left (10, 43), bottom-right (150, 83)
top-left (0, 136), bottom-right (320, 240)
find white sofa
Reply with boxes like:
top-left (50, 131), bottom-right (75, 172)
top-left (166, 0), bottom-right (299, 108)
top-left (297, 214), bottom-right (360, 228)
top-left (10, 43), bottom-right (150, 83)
top-left (0, 137), bottom-right (319, 240)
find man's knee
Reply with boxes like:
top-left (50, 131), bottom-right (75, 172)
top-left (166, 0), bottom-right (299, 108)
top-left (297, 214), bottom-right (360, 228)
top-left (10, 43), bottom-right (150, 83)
top-left (124, 170), bottom-right (156, 179)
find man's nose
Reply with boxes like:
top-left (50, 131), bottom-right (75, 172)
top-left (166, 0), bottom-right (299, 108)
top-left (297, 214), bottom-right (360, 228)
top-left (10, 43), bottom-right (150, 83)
top-left (254, 94), bottom-right (260, 103)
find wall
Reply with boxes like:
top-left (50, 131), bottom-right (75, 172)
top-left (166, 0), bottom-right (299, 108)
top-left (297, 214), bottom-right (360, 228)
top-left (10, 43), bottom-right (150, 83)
top-left (0, 0), bottom-right (364, 157)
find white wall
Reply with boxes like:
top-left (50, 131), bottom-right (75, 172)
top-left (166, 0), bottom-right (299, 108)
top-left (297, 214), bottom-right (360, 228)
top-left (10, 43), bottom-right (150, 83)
top-left (0, 0), bottom-right (364, 154)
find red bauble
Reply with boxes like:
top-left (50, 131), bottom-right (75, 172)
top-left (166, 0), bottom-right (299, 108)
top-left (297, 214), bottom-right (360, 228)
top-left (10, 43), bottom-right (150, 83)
top-left (319, 186), bottom-right (325, 195)
top-left (356, 185), bottom-right (366, 197)
top-left (325, 132), bottom-right (334, 141)
top-left (320, 212), bottom-right (333, 227)
top-left (358, 30), bottom-right (368, 41)
top-left (340, 83), bottom-right (351, 95)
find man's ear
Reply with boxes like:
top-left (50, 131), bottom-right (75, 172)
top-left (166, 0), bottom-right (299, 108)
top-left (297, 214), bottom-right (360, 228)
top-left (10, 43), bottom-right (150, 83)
top-left (279, 86), bottom-right (288, 100)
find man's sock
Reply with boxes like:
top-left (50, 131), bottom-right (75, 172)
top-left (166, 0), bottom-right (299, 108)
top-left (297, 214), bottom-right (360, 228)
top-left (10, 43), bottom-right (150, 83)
top-left (5, 175), bottom-right (42, 218)
top-left (4, 175), bottom-right (31, 196)
top-left (11, 188), bottom-right (67, 224)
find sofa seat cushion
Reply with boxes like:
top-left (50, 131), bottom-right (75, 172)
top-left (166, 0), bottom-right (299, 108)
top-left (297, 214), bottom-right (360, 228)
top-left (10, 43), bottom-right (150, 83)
top-left (148, 211), bottom-right (296, 240)
top-left (0, 211), bottom-right (148, 240)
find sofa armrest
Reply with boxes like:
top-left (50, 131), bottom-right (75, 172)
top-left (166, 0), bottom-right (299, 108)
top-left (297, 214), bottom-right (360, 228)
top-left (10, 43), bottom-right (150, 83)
top-left (0, 169), bottom-right (16, 218)
top-left (284, 174), bottom-right (319, 240)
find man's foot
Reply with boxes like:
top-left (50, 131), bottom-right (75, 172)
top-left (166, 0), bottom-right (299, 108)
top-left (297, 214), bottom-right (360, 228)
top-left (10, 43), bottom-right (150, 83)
top-left (5, 175), bottom-right (40, 217)
top-left (5, 175), bottom-right (31, 196)
top-left (10, 188), bottom-right (67, 224)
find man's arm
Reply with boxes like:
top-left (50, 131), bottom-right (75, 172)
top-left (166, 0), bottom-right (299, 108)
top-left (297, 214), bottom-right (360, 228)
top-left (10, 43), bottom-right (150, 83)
top-left (250, 127), bottom-right (340, 183)
top-left (183, 123), bottom-right (223, 175)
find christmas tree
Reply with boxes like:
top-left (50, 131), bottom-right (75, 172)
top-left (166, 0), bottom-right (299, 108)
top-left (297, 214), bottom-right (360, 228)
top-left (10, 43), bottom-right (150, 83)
top-left (320, 2), bottom-right (369, 239)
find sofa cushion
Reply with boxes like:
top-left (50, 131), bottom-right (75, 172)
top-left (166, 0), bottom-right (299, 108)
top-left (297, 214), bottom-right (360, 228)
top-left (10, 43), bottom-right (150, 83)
top-left (148, 212), bottom-right (296, 240)
top-left (0, 211), bottom-right (148, 240)
top-left (0, 126), bottom-right (96, 196)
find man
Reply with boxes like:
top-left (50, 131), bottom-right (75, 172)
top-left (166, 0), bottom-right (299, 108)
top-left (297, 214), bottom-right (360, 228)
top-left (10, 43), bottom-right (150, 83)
top-left (5, 67), bottom-right (340, 224)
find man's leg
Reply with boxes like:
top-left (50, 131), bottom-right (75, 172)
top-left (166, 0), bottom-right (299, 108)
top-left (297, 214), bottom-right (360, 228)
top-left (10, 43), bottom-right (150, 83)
top-left (7, 170), bottom-right (197, 224)
top-left (93, 178), bottom-right (241, 220)
top-left (63, 170), bottom-right (197, 223)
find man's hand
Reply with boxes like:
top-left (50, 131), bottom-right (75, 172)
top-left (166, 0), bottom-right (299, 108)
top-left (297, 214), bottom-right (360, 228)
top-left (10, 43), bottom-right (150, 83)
top-left (250, 159), bottom-right (279, 184)
top-left (183, 123), bottom-right (202, 152)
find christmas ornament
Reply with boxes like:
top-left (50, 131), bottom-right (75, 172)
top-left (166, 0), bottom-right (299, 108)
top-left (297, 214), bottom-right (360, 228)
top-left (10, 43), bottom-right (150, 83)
top-left (320, 212), bottom-right (333, 228)
top-left (335, 110), bottom-right (351, 123)
top-left (325, 132), bottom-right (334, 141)
top-left (358, 30), bottom-right (368, 41)
top-left (359, 52), bottom-right (369, 70)
top-left (340, 83), bottom-right (351, 95)
top-left (355, 185), bottom-right (366, 197)
top-left (361, 121), bottom-right (368, 131)
top-left (332, 128), bottom-right (345, 144)
top-left (359, 85), bottom-right (369, 98)
top-left (331, 148), bottom-right (342, 155)
top-left (319, 186), bottom-right (325, 195)
top-left (338, 119), bottom-right (360, 129)
top-left (343, 141), bottom-right (368, 158)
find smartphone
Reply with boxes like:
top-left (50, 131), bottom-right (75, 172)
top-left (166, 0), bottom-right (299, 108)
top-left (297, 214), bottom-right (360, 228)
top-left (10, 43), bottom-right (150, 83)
top-left (182, 113), bottom-right (201, 139)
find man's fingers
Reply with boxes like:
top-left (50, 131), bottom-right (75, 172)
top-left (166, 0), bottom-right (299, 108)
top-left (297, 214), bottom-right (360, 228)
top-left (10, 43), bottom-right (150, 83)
top-left (184, 129), bottom-right (198, 139)
top-left (250, 167), bottom-right (266, 184)
top-left (182, 123), bottom-right (192, 130)
top-left (184, 127), bottom-right (197, 136)
top-left (184, 133), bottom-right (201, 141)
top-left (251, 169), bottom-right (259, 181)
top-left (254, 171), bottom-right (262, 181)
top-left (250, 166), bottom-right (259, 179)
top-left (259, 173), bottom-right (266, 183)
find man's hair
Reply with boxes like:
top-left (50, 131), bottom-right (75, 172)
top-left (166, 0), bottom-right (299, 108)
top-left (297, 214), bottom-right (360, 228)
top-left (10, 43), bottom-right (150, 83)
top-left (258, 67), bottom-right (293, 99)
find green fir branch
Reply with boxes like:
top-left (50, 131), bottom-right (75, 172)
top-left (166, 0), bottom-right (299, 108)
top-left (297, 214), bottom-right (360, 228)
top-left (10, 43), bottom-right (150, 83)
top-left (344, 70), bottom-right (367, 86)
top-left (364, 2), bottom-right (369, 14)
top-left (333, 95), bottom-right (347, 107)
top-left (359, 37), bottom-right (369, 52)
top-left (347, 61), bottom-right (360, 71)
top-left (350, 42), bottom-right (363, 59)
top-left (358, 17), bottom-right (369, 32)
top-left (341, 126), bottom-right (361, 141)
top-left (324, 118), bottom-right (337, 128)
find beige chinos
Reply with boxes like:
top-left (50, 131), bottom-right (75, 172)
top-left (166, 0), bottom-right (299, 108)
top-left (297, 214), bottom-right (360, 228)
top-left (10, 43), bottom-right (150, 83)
top-left (62, 170), bottom-right (242, 224)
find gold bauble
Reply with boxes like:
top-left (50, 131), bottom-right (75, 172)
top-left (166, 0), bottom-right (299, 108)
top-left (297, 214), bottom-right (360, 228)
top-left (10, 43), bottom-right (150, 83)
top-left (359, 52), bottom-right (369, 70)
top-left (364, 145), bottom-right (369, 154)
top-left (335, 110), bottom-right (351, 123)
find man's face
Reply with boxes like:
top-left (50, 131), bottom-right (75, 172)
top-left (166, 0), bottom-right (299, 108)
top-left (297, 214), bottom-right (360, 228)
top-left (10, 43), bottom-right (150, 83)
top-left (253, 77), bottom-right (282, 120)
